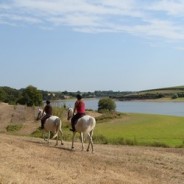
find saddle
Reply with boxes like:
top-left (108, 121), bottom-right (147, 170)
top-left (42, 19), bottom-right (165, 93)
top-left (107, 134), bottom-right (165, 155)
top-left (41, 114), bottom-right (51, 129)
top-left (71, 113), bottom-right (85, 132)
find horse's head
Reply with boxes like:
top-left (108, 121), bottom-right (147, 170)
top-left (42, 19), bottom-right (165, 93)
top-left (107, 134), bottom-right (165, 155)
top-left (35, 108), bottom-right (44, 121)
top-left (67, 108), bottom-right (73, 120)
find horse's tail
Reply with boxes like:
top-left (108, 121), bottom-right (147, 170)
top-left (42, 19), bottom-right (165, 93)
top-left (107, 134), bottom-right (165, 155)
top-left (52, 118), bottom-right (61, 139)
top-left (89, 117), bottom-right (96, 130)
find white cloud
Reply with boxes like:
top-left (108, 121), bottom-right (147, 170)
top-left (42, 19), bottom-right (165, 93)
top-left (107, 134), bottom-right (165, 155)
top-left (0, 13), bottom-right (42, 24)
top-left (1, 0), bottom-right (184, 42)
top-left (148, 0), bottom-right (184, 16)
top-left (132, 19), bottom-right (184, 40)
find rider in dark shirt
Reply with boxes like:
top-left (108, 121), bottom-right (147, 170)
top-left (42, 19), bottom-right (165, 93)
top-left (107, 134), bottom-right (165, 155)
top-left (41, 100), bottom-right (52, 129)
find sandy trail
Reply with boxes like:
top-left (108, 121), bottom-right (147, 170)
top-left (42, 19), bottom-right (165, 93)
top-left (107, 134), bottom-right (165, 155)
top-left (0, 134), bottom-right (184, 184)
top-left (0, 102), bottom-right (184, 184)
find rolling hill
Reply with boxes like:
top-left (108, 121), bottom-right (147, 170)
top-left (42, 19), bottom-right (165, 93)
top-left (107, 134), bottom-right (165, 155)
top-left (117, 86), bottom-right (184, 100)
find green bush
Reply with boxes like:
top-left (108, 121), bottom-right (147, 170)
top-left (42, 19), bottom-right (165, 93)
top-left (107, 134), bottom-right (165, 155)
top-left (98, 98), bottom-right (116, 112)
top-left (17, 85), bottom-right (42, 106)
top-left (172, 93), bottom-right (178, 99)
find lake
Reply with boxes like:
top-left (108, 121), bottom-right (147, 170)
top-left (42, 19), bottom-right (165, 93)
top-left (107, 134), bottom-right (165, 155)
top-left (52, 98), bottom-right (184, 117)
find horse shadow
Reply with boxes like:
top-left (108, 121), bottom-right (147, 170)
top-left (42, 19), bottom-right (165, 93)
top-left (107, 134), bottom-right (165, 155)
top-left (24, 138), bottom-right (73, 152)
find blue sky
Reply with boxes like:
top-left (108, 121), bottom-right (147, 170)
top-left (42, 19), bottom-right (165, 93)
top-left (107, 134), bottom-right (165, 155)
top-left (1, 0), bottom-right (184, 92)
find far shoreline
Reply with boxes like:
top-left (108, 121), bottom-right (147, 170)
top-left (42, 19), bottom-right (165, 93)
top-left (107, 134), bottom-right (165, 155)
top-left (115, 97), bottom-right (184, 103)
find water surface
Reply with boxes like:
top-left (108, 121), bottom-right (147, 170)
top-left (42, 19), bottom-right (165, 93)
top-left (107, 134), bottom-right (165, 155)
top-left (52, 98), bottom-right (184, 117)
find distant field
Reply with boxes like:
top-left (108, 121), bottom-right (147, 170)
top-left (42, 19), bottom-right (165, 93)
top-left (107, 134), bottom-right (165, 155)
top-left (120, 86), bottom-right (184, 100)
top-left (94, 113), bottom-right (184, 147)
top-left (140, 86), bottom-right (184, 93)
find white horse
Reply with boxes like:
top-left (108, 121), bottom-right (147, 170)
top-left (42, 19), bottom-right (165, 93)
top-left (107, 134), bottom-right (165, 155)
top-left (36, 108), bottom-right (63, 146)
top-left (67, 108), bottom-right (96, 152)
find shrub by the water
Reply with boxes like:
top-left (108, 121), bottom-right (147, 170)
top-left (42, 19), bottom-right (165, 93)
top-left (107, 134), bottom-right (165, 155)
top-left (98, 98), bottom-right (116, 112)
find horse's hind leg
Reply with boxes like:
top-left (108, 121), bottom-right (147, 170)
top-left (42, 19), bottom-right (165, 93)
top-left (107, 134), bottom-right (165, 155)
top-left (71, 132), bottom-right (76, 150)
top-left (60, 129), bottom-right (64, 145)
top-left (55, 133), bottom-right (58, 146)
top-left (47, 131), bottom-right (50, 144)
top-left (87, 131), bottom-right (94, 152)
top-left (43, 131), bottom-right (50, 144)
top-left (80, 133), bottom-right (84, 151)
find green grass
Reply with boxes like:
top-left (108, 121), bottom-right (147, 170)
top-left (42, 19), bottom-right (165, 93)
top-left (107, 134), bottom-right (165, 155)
top-left (6, 124), bottom-right (23, 132)
top-left (94, 113), bottom-right (184, 147)
top-left (30, 107), bottom-right (184, 148)
top-left (31, 127), bottom-right (74, 141)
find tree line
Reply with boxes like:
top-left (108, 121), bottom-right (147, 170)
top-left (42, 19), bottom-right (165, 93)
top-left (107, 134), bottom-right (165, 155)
top-left (0, 85), bottom-right (126, 107)
top-left (0, 86), bottom-right (42, 106)
top-left (2, 85), bottom-right (184, 107)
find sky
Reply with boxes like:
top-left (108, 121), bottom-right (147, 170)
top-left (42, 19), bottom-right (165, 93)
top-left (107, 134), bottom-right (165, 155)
top-left (1, 0), bottom-right (184, 92)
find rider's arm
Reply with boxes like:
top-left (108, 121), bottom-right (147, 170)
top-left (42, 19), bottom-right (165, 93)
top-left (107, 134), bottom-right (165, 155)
top-left (42, 106), bottom-right (46, 116)
top-left (73, 101), bottom-right (77, 116)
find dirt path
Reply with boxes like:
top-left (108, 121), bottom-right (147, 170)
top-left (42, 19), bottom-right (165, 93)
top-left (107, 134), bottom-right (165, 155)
top-left (0, 103), bottom-right (184, 184)
top-left (0, 134), bottom-right (184, 184)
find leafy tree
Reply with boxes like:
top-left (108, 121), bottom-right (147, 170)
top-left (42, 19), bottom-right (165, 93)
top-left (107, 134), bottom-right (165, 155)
top-left (0, 88), bottom-right (6, 101)
top-left (17, 85), bottom-right (42, 106)
top-left (172, 93), bottom-right (178, 99)
top-left (98, 98), bottom-right (116, 112)
top-left (0, 86), bottom-right (20, 104)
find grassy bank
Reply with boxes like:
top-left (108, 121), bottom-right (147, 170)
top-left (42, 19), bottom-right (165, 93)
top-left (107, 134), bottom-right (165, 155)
top-left (31, 111), bottom-right (184, 148)
top-left (94, 113), bottom-right (184, 148)
top-left (2, 103), bottom-right (184, 148)
top-left (7, 104), bottom-right (183, 148)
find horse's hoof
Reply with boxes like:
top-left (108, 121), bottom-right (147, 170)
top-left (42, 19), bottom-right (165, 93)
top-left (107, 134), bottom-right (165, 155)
top-left (61, 143), bottom-right (64, 145)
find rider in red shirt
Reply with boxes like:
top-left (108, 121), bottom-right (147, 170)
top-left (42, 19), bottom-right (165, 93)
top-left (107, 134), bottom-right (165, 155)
top-left (70, 94), bottom-right (86, 132)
